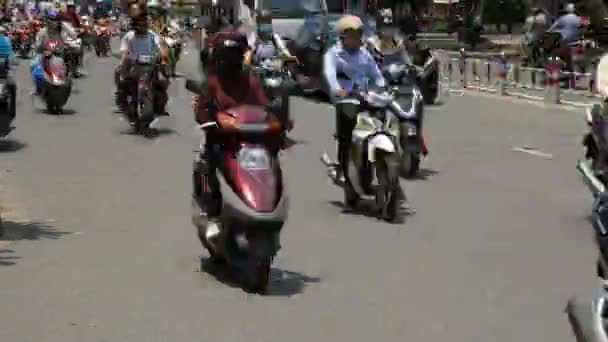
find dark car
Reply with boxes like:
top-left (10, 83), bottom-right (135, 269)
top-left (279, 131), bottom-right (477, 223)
top-left (287, 14), bottom-right (376, 95)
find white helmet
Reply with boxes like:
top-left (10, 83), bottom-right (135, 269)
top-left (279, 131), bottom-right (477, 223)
top-left (336, 15), bottom-right (364, 35)
top-left (565, 3), bottom-right (575, 14)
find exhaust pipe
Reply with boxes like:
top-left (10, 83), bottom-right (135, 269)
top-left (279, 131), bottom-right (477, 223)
top-left (577, 159), bottom-right (606, 195)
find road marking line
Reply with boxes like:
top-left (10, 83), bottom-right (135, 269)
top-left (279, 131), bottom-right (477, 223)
top-left (512, 146), bottom-right (553, 159)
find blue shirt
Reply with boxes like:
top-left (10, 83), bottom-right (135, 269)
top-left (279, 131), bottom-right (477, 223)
top-left (323, 43), bottom-right (385, 100)
top-left (0, 35), bottom-right (15, 64)
top-left (548, 14), bottom-right (582, 44)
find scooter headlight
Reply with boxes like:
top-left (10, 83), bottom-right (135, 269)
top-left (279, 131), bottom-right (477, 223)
top-left (238, 147), bottom-right (271, 170)
top-left (264, 77), bottom-right (282, 88)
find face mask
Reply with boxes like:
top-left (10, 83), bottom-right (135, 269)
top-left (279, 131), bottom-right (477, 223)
top-left (257, 23), bottom-right (272, 35)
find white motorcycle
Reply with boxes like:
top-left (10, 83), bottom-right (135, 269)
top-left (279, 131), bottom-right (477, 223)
top-left (322, 88), bottom-right (404, 223)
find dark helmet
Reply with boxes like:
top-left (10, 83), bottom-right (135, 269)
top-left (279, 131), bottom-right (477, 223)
top-left (47, 9), bottom-right (62, 30)
top-left (128, 3), bottom-right (148, 32)
top-left (212, 32), bottom-right (248, 76)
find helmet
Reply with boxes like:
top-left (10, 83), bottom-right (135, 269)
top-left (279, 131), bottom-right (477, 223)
top-left (66, 0), bottom-right (75, 8)
top-left (336, 15), bottom-right (363, 36)
top-left (212, 32), bottom-right (248, 74)
top-left (565, 3), bottom-right (575, 14)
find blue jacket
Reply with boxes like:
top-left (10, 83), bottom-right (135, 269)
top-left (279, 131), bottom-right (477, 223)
top-left (0, 35), bottom-right (16, 64)
top-left (323, 43), bottom-right (385, 100)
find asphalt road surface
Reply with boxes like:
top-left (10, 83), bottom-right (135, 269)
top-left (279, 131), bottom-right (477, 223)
top-left (0, 43), bottom-right (599, 342)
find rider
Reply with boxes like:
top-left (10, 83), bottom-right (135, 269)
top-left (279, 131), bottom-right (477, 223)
top-left (246, 9), bottom-right (294, 64)
top-left (0, 25), bottom-right (16, 119)
top-left (191, 31), bottom-right (272, 240)
top-left (31, 9), bottom-right (78, 95)
top-left (62, 0), bottom-right (81, 28)
top-left (92, 0), bottom-right (107, 20)
top-left (323, 15), bottom-right (386, 186)
top-left (547, 3), bottom-right (581, 47)
top-left (118, 2), bottom-right (169, 119)
top-left (324, 15), bottom-right (417, 196)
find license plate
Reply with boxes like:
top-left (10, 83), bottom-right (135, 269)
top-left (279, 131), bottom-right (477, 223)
top-left (408, 127), bottom-right (417, 136)
top-left (138, 55), bottom-right (152, 64)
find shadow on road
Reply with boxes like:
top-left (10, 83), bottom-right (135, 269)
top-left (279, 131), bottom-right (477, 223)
top-left (0, 140), bottom-right (26, 153)
top-left (0, 220), bottom-right (70, 241)
top-left (328, 200), bottom-right (415, 223)
top-left (412, 168), bottom-right (439, 181)
top-left (39, 108), bottom-right (77, 116)
top-left (200, 258), bottom-right (321, 296)
top-left (0, 249), bottom-right (20, 266)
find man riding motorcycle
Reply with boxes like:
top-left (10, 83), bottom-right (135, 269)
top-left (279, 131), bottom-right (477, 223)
top-left (324, 15), bottom-right (386, 189)
top-left (62, 0), bottom-right (81, 28)
top-left (117, 3), bottom-right (169, 120)
top-left (324, 15), bottom-right (415, 204)
top-left (31, 10), bottom-right (78, 95)
top-left (547, 3), bottom-right (581, 48)
top-left (245, 9), bottom-right (294, 64)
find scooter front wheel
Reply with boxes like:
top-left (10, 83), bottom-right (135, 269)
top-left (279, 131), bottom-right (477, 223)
top-left (246, 259), bottom-right (271, 294)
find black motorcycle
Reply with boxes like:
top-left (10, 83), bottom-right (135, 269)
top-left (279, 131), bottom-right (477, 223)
top-left (579, 104), bottom-right (608, 195)
top-left (124, 55), bottom-right (160, 137)
top-left (566, 188), bottom-right (608, 342)
top-left (380, 50), bottom-right (425, 178)
top-left (0, 59), bottom-right (14, 137)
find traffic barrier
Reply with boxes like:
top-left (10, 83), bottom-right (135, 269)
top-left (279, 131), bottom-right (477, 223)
top-left (434, 49), bottom-right (600, 106)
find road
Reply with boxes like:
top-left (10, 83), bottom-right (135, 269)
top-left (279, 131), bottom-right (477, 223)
top-left (0, 43), bottom-right (599, 342)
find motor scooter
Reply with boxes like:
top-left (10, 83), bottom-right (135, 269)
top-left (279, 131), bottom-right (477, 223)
top-left (186, 79), bottom-right (289, 293)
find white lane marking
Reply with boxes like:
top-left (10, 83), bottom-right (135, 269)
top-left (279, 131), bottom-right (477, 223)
top-left (512, 146), bottom-right (553, 159)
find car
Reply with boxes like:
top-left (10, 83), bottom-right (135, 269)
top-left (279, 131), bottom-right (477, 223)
top-left (287, 13), bottom-right (376, 96)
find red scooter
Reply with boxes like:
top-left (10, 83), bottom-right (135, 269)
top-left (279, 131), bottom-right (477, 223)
top-left (42, 40), bottom-right (72, 114)
top-left (186, 79), bottom-right (289, 294)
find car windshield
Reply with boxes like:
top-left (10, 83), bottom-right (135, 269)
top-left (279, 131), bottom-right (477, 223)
top-left (270, 0), bottom-right (322, 18)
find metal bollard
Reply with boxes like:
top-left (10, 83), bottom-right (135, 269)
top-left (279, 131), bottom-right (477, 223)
top-left (459, 48), bottom-right (466, 88)
top-left (496, 52), bottom-right (507, 96)
top-left (545, 57), bottom-right (561, 104)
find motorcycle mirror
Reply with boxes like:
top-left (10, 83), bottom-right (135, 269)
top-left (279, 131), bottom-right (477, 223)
top-left (596, 53), bottom-right (608, 98)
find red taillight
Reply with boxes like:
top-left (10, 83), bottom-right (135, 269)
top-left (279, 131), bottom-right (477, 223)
top-left (583, 16), bottom-right (591, 26)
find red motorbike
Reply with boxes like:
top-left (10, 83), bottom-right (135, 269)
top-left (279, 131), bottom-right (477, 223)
top-left (94, 23), bottom-right (111, 57)
top-left (16, 26), bottom-right (32, 58)
top-left (186, 79), bottom-right (289, 294)
top-left (41, 39), bottom-right (72, 114)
